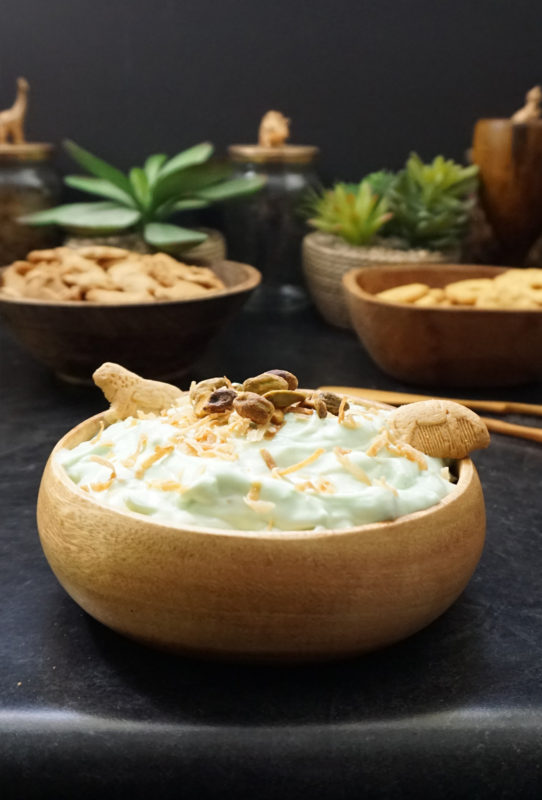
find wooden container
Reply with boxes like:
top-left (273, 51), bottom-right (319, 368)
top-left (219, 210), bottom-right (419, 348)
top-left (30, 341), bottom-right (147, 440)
top-left (37, 411), bottom-right (486, 662)
top-left (0, 259), bottom-right (260, 383)
top-left (302, 232), bottom-right (452, 328)
top-left (343, 263), bottom-right (542, 387)
top-left (472, 119), bottom-right (542, 264)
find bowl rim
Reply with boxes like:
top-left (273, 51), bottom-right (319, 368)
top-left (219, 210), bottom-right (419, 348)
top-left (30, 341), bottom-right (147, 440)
top-left (342, 264), bottom-right (542, 315)
top-left (47, 409), bottom-right (476, 542)
top-left (0, 259), bottom-right (261, 309)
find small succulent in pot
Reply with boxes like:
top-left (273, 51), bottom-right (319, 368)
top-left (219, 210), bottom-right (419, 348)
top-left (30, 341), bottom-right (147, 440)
top-left (302, 154), bottom-right (478, 327)
top-left (307, 179), bottom-right (392, 246)
top-left (21, 140), bottom-right (265, 254)
top-left (384, 154), bottom-right (479, 253)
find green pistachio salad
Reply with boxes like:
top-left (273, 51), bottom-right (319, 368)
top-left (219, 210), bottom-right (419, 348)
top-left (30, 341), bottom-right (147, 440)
top-left (57, 370), bottom-right (456, 532)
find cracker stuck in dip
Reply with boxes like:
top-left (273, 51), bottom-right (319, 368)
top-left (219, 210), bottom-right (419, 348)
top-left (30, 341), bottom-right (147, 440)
top-left (55, 365), bottom-right (492, 532)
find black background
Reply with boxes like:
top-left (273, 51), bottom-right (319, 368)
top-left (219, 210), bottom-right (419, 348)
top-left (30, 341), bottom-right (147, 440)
top-left (1, 0), bottom-right (541, 183)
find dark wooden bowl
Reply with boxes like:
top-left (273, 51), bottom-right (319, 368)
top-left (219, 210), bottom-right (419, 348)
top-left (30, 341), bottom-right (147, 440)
top-left (343, 263), bottom-right (542, 387)
top-left (0, 260), bottom-right (260, 383)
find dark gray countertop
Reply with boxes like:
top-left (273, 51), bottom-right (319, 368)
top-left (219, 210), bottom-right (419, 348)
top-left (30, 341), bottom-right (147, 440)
top-left (1, 303), bottom-right (541, 799)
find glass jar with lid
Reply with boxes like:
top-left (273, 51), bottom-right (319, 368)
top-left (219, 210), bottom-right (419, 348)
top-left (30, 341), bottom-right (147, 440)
top-left (0, 143), bottom-right (61, 266)
top-left (225, 140), bottom-right (320, 312)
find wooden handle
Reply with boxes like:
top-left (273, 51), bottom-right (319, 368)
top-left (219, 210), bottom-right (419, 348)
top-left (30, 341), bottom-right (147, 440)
top-left (320, 386), bottom-right (542, 418)
top-left (480, 417), bottom-right (542, 443)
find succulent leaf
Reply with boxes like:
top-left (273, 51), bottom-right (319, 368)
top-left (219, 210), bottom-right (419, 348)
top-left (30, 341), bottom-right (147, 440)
top-left (64, 175), bottom-right (136, 207)
top-left (364, 170), bottom-right (397, 198)
top-left (25, 141), bottom-right (264, 251)
top-left (143, 154), bottom-right (167, 188)
top-left (129, 167), bottom-right (150, 209)
top-left (151, 161), bottom-right (234, 209)
top-left (386, 153), bottom-right (478, 250)
top-left (144, 222), bottom-right (208, 250)
top-left (63, 140), bottom-right (133, 195)
top-left (307, 180), bottom-right (392, 246)
top-left (157, 142), bottom-right (214, 182)
top-left (20, 202), bottom-right (141, 232)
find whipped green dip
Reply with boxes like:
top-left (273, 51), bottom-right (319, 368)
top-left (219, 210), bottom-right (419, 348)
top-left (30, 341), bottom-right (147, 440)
top-left (58, 396), bottom-right (455, 531)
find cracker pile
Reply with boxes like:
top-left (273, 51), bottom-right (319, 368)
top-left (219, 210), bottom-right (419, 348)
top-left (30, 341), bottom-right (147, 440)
top-left (376, 269), bottom-right (542, 310)
top-left (0, 246), bottom-right (225, 303)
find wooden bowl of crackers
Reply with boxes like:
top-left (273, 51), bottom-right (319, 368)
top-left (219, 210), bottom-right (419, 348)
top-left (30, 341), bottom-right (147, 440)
top-left (343, 263), bottom-right (542, 387)
top-left (37, 364), bottom-right (487, 661)
top-left (0, 246), bottom-right (261, 382)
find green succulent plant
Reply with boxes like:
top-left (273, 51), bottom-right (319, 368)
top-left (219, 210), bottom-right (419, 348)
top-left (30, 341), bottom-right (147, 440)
top-left (21, 140), bottom-right (265, 252)
top-left (363, 170), bottom-right (397, 200)
top-left (307, 180), bottom-right (392, 246)
top-left (385, 153), bottom-right (478, 251)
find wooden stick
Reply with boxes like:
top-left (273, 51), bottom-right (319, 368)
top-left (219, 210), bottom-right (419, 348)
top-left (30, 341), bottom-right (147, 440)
top-left (320, 386), bottom-right (542, 418)
top-left (480, 417), bottom-right (542, 444)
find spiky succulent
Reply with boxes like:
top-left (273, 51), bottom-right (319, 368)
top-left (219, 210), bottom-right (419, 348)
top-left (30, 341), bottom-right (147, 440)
top-left (363, 170), bottom-right (397, 200)
top-left (21, 140), bottom-right (265, 252)
top-left (307, 180), bottom-right (392, 246)
top-left (385, 153), bottom-right (478, 251)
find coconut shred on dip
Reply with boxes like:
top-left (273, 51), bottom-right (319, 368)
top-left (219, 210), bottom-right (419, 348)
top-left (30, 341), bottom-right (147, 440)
top-left (52, 364), bottom-right (484, 533)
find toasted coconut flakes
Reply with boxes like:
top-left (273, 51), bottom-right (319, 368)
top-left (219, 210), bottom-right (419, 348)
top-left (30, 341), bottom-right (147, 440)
top-left (88, 455), bottom-right (117, 487)
top-left (296, 480), bottom-right (317, 492)
top-left (260, 448), bottom-right (277, 470)
top-left (90, 420), bottom-right (105, 443)
top-left (317, 478), bottom-right (336, 494)
top-left (146, 479), bottom-right (184, 492)
top-left (244, 481), bottom-right (275, 514)
top-left (290, 406), bottom-right (313, 416)
top-left (374, 476), bottom-right (398, 496)
top-left (244, 497), bottom-right (276, 514)
top-left (277, 448), bottom-right (325, 476)
top-left (89, 455), bottom-right (116, 475)
top-left (388, 439), bottom-right (428, 471)
top-left (333, 447), bottom-right (371, 485)
top-left (366, 431), bottom-right (390, 457)
top-left (338, 397), bottom-right (348, 424)
top-left (122, 434), bottom-right (148, 468)
top-left (89, 479), bottom-right (114, 492)
top-left (247, 481), bottom-right (261, 501)
top-left (135, 445), bottom-right (174, 478)
top-left (136, 410), bottom-right (157, 420)
top-left (440, 466), bottom-right (451, 481)
top-left (246, 426), bottom-right (267, 442)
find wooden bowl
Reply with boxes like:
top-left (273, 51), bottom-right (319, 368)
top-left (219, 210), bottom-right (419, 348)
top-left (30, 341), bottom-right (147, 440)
top-left (0, 260), bottom-right (260, 383)
top-left (37, 411), bottom-right (486, 662)
top-left (343, 263), bottom-right (542, 387)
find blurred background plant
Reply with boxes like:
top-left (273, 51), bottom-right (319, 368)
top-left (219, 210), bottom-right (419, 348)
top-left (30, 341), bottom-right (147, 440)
top-left (306, 153), bottom-right (478, 254)
top-left (21, 140), bottom-right (265, 253)
top-left (306, 179), bottom-right (392, 246)
top-left (385, 154), bottom-right (479, 252)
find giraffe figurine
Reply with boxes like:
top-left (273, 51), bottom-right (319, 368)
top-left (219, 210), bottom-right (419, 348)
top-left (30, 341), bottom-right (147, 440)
top-left (0, 77), bottom-right (30, 145)
top-left (511, 85), bottom-right (542, 124)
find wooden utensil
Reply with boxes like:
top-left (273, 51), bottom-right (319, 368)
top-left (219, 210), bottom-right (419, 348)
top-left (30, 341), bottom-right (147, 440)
top-left (321, 386), bottom-right (542, 444)
top-left (320, 386), bottom-right (542, 417)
